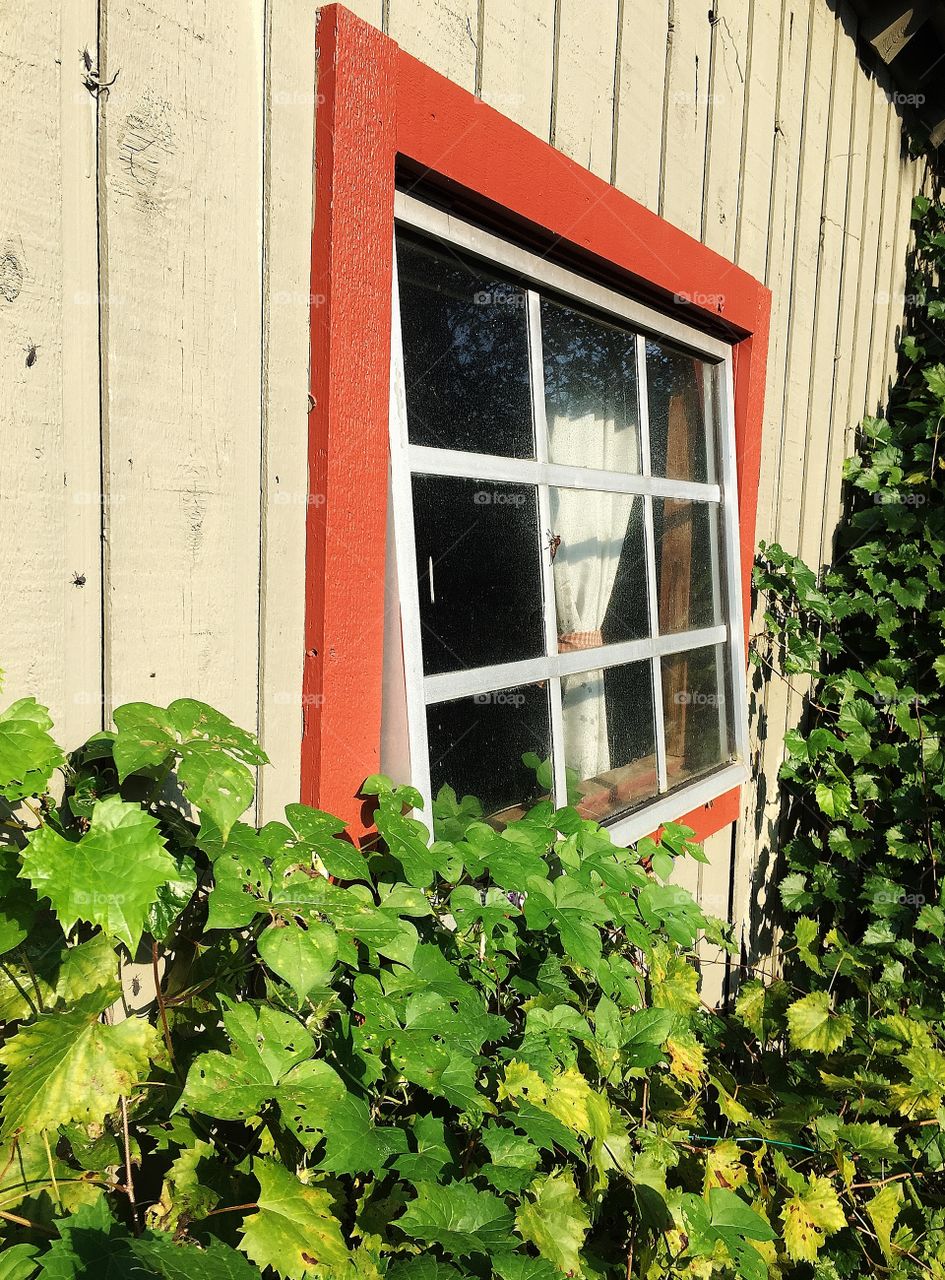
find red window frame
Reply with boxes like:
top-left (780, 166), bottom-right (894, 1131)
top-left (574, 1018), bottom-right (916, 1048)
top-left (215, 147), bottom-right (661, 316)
top-left (302, 3), bottom-right (771, 841)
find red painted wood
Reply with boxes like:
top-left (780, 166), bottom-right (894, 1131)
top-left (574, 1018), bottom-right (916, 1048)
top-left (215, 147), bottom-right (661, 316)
top-left (306, 5), bottom-right (771, 848)
top-left (302, 7), bottom-right (396, 826)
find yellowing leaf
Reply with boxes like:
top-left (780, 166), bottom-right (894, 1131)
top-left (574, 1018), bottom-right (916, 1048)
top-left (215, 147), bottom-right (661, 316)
top-left (649, 943), bottom-right (700, 1013)
top-left (498, 1061), bottom-right (548, 1106)
top-left (666, 1031), bottom-right (705, 1088)
top-left (780, 1175), bottom-right (846, 1262)
top-left (786, 991), bottom-right (853, 1053)
top-left (867, 1182), bottom-right (904, 1260)
top-left (542, 1068), bottom-right (610, 1141)
top-left (703, 1140), bottom-right (748, 1194)
top-left (515, 1170), bottom-right (589, 1276)
top-left (0, 992), bottom-right (157, 1140)
top-left (240, 1160), bottom-right (349, 1278)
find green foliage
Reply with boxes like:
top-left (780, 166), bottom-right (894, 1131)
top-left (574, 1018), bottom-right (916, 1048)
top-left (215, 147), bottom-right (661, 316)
top-left (748, 192), bottom-right (945, 1276)
top-left (2, 196), bottom-right (945, 1278)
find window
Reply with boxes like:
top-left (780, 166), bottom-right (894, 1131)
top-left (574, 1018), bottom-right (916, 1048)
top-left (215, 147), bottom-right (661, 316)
top-left (386, 193), bottom-right (748, 844)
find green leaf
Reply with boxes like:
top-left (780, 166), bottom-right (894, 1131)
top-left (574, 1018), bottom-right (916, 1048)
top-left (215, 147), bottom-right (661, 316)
top-left (112, 702), bottom-right (177, 779)
top-left (240, 1160), bottom-right (350, 1279)
top-left (399, 1182), bottom-right (514, 1257)
top-left (177, 743), bottom-right (255, 843)
top-left (179, 1003), bottom-right (315, 1121)
top-left (0, 992), bottom-right (157, 1140)
top-left (514, 1170), bottom-right (589, 1275)
top-left (258, 921), bottom-right (337, 1000)
top-left (786, 991), bottom-right (854, 1053)
top-left (387, 1263), bottom-right (462, 1280)
top-left (21, 794), bottom-right (177, 951)
top-left (0, 698), bottom-right (65, 802)
top-left (317, 1093), bottom-right (409, 1175)
top-left (0, 1245), bottom-right (39, 1280)
top-left (815, 779), bottom-right (851, 818)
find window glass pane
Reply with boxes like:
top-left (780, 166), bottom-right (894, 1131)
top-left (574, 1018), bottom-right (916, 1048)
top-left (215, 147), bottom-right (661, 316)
top-left (397, 234), bottom-right (534, 457)
top-left (542, 300), bottom-right (642, 472)
top-left (427, 683), bottom-right (552, 824)
top-left (661, 645), bottom-right (733, 787)
top-left (563, 660), bottom-right (657, 822)
top-left (412, 475), bottom-right (545, 676)
top-left (549, 488), bottom-right (649, 651)
top-left (653, 498), bottom-right (724, 633)
top-left (646, 339), bottom-right (718, 483)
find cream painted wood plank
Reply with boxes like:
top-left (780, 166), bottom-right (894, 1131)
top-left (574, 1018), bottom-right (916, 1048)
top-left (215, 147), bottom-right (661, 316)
top-left (551, 0), bottom-right (619, 180)
top-left (874, 106), bottom-right (914, 413)
top-left (843, 76), bottom-right (890, 429)
top-left (865, 96), bottom-right (904, 417)
top-left (774, 0), bottom-right (838, 557)
top-left (612, 0), bottom-right (667, 209)
top-left (101, 1), bottom-right (265, 749)
top-left (817, 6), bottom-right (872, 567)
top-left (257, 0), bottom-right (319, 821)
top-left (698, 824), bottom-right (733, 1006)
top-left (702, 0), bottom-right (749, 256)
top-left (342, 0), bottom-right (383, 28)
top-left (60, 0), bottom-right (104, 741)
top-left (660, 0), bottom-right (712, 238)
top-left (0, 3), bottom-right (101, 746)
top-left (387, 0), bottom-right (479, 92)
top-left (479, 0), bottom-right (555, 140)
top-left (734, 0), bottom-right (779, 281)
top-left (796, 1), bottom-right (857, 572)
top-left (731, 0), bottom-right (811, 960)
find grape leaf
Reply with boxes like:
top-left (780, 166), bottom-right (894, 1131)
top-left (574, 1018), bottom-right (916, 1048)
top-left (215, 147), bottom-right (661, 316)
top-left (399, 1181), bottom-right (514, 1257)
top-left (21, 794), bottom-right (177, 951)
top-left (515, 1170), bottom-right (589, 1275)
top-left (0, 991), bottom-right (157, 1140)
top-left (781, 1176), bottom-right (845, 1263)
top-left (240, 1160), bottom-right (350, 1279)
top-left (0, 698), bottom-right (65, 802)
top-left (258, 921), bottom-right (337, 1000)
top-left (786, 992), bottom-right (853, 1053)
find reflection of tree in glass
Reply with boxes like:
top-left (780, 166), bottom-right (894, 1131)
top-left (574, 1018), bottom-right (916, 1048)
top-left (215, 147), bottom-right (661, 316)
top-left (541, 299), bottom-right (639, 432)
top-left (645, 339), bottom-right (711, 482)
top-left (397, 235), bottom-right (533, 458)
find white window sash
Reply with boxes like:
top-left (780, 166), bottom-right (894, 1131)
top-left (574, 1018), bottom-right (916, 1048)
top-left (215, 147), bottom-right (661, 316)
top-left (388, 198), bottom-right (749, 838)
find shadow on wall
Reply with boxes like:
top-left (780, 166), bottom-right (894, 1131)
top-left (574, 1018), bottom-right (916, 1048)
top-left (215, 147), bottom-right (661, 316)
top-left (738, 156), bottom-right (945, 990)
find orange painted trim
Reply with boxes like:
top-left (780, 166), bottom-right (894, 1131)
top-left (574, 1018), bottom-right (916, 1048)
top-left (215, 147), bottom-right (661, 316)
top-left (305, 4), bottom-right (771, 846)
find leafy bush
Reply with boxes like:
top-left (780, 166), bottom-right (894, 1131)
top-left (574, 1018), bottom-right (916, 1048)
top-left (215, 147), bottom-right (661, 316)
top-left (0, 674), bottom-right (939, 1279)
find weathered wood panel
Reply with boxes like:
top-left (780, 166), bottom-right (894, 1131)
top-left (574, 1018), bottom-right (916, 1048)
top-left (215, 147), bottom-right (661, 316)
top-left (479, 0), bottom-right (555, 139)
top-left (387, 0), bottom-right (478, 90)
top-left (612, 0), bottom-right (667, 207)
top-left (660, 0), bottom-right (712, 237)
top-left (551, 0), bottom-right (618, 179)
top-left (257, 0), bottom-right (319, 821)
top-left (0, 2), bottom-right (102, 748)
top-left (100, 1), bottom-right (265, 746)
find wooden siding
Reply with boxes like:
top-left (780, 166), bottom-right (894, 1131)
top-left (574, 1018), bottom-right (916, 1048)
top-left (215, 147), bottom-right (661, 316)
top-left (0, 0), bottom-right (927, 964)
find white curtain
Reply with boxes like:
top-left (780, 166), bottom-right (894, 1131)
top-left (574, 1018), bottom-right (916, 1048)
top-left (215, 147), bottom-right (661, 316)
top-left (547, 407), bottom-right (640, 782)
